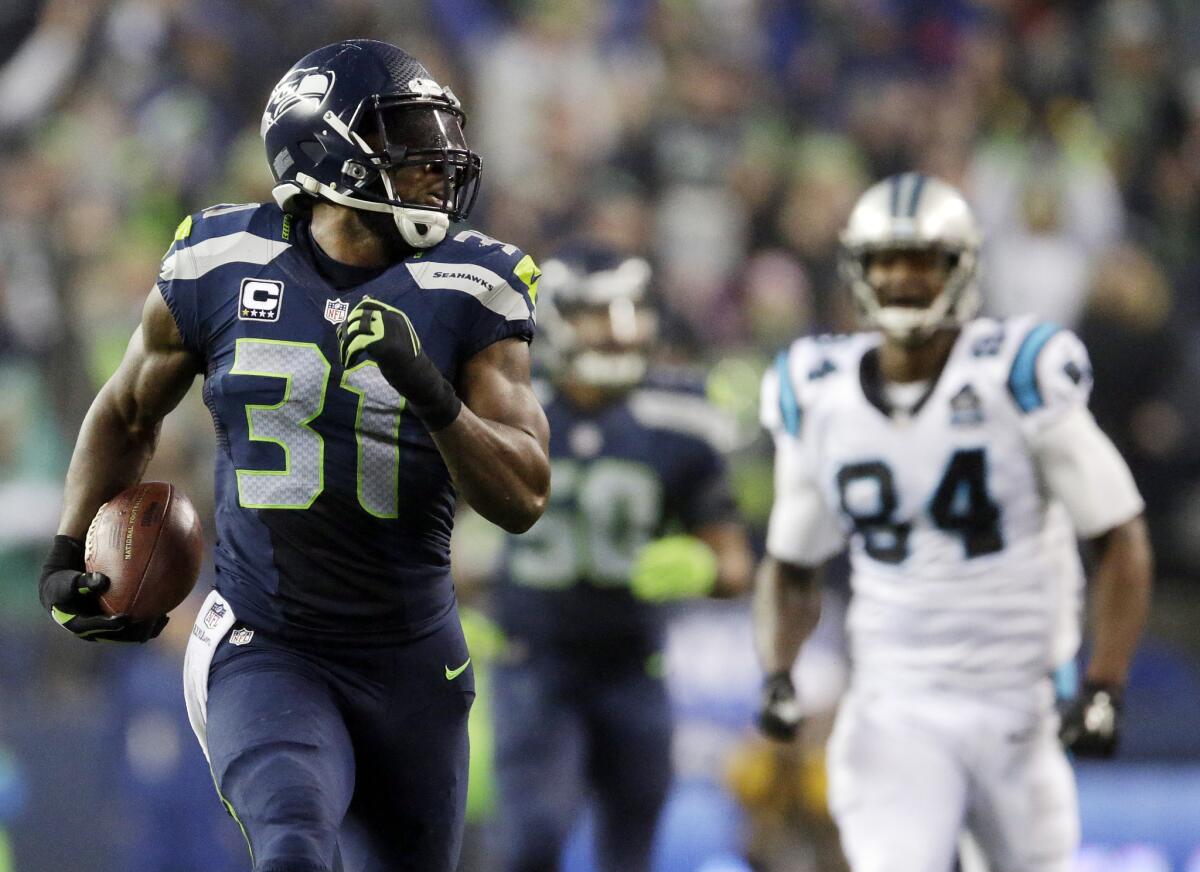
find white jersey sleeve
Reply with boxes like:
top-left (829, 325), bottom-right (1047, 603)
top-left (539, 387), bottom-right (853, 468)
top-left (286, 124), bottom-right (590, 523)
top-left (1011, 325), bottom-right (1144, 537)
top-left (761, 348), bottom-right (845, 566)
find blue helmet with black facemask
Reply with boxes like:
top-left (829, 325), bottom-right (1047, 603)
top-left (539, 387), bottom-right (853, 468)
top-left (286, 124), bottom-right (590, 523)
top-left (261, 39), bottom-right (482, 249)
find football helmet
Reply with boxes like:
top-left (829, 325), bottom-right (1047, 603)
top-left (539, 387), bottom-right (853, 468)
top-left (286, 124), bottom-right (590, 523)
top-left (839, 173), bottom-right (982, 345)
top-left (261, 39), bottom-right (482, 249)
top-left (538, 246), bottom-right (657, 392)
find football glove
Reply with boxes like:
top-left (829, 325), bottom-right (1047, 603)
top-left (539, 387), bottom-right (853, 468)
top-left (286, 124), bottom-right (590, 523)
top-left (39, 534), bottom-right (167, 643)
top-left (1059, 681), bottom-right (1122, 758)
top-left (757, 670), bottom-right (802, 742)
top-left (337, 297), bottom-right (462, 431)
top-left (630, 535), bottom-right (718, 602)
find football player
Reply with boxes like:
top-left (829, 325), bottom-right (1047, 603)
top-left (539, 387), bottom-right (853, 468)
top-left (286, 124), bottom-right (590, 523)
top-left (754, 174), bottom-right (1152, 872)
top-left (37, 40), bottom-right (550, 872)
top-left (489, 246), bottom-right (754, 872)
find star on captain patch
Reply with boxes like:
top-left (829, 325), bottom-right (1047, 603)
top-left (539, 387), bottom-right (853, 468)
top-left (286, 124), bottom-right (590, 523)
top-left (949, 384), bottom-right (984, 426)
top-left (324, 298), bottom-right (349, 325)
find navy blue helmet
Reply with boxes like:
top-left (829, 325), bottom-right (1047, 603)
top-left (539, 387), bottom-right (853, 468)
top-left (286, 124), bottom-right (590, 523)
top-left (260, 39), bottom-right (482, 248)
top-left (538, 244), bottom-right (658, 391)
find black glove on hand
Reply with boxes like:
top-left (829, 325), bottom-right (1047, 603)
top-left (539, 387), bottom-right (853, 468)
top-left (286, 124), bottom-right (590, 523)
top-left (1059, 681), bottom-right (1122, 758)
top-left (757, 670), bottom-right (802, 742)
top-left (39, 534), bottom-right (166, 643)
top-left (337, 297), bottom-right (462, 431)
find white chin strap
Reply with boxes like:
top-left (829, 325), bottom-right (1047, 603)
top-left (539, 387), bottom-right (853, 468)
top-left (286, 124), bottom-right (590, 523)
top-left (875, 306), bottom-right (945, 346)
top-left (273, 174), bottom-right (450, 249)
top-left (570, 351), bottom-right (647, 390)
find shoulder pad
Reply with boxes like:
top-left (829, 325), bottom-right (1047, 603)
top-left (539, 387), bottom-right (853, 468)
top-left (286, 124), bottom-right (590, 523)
top-left (762, 332), bottom-right (876, 437)
top-left (1006, 320), bottom-right (1092, 414)
top-left (629, 387), bottom-right (738, 452)
top-left (407, 229), bottom-right (538, 321)
top-left (641, 366), bottom-right (707, 397)
top-left (160, 203), bottom-right (291, 283)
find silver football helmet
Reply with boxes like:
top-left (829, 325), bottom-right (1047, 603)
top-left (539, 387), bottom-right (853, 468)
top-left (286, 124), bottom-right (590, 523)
top-left (538, 247), bottom-right (656, 391)
top-left (839, 173), bottom-right (982, 345)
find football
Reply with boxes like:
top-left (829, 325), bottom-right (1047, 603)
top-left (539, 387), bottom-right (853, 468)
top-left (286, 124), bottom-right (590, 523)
top-left (84, 481), bottom-right (204, 622)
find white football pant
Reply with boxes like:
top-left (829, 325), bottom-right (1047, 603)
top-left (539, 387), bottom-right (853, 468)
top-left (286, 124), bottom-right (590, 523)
top-left (827, 684), bottom-right (1078, 872)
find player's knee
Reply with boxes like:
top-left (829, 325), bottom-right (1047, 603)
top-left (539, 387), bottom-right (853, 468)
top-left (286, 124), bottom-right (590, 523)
top-left (251, 798), bottom-right (334, 870)
top-left (223, 754), bottom-right (341, 871)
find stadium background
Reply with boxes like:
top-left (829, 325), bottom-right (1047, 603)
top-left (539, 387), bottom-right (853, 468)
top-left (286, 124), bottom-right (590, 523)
top-left (1, 0), bottom-right (1199, 869)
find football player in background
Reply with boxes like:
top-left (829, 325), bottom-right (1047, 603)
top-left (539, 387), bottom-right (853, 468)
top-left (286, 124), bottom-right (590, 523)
top-left (488, 247), bottom-right (754, 872)
top-left (36, 39), bottom-right (549, 872)
top-left (753, 174), bottom-right (1152, 872)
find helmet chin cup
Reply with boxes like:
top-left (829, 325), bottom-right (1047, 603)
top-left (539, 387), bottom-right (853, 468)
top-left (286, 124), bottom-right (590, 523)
top-left (569, 350), bottom-right (647, 390)
top-left (392, 207), bottom-right (448, 249)
top-left (875, 306), bottom-right (938, 346)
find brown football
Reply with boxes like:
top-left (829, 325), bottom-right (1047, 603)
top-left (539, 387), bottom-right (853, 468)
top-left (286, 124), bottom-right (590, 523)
top-left (84, 481), bottom-right (204, 622)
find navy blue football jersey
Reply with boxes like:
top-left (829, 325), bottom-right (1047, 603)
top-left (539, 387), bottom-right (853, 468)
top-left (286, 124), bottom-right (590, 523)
top-left (158, 203), bottom-right (538, 643)
top-left (493, 375), bottom-right (738, 657)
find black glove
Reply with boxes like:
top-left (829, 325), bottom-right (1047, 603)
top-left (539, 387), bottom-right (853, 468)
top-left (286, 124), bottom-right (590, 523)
top-left (757, 670), bottom-right (802, 741)
top-left (1059, 681), bottom-right (1122, 758)
top-left (337, 297), bottom-right (462, 431)
top-left (39, 534), bottom-right (167, 643)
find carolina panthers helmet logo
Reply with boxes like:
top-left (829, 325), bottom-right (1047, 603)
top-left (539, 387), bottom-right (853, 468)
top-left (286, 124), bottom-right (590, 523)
top-left (261, 67), bottom-right (335, 132)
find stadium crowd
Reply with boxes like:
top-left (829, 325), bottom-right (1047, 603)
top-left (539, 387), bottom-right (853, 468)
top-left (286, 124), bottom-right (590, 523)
top-left (1, 0), bottom-right (1200, 869)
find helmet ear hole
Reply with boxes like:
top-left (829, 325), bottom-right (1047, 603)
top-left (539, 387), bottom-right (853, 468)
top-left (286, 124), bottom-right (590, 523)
top-left (298, 140), bottom-right (326, 164)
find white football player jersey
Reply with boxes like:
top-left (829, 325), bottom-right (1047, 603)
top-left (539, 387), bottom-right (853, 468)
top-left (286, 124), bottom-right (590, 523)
top-left (762, 316), bottom-right (1143, 694)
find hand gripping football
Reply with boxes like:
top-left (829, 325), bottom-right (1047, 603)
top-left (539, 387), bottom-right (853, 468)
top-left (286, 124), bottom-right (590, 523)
top-left (84, 482), bottom-right (204, 621)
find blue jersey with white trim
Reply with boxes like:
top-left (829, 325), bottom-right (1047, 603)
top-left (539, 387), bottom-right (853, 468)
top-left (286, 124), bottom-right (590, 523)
top-left (158, 202), bottom-right (537, 644)
top-left (493, 374), bottom-right (738, 658)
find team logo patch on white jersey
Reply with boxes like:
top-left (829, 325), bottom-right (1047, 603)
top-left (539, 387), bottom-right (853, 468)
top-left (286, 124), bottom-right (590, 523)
top-left (203, 601), bottom-right (227, 629)
top-left (239, 278), bottom-right (284, 322)
top-left (324, 298), bottom-right (349, 325)
top-left (229, 627), bottom-right (255, 646)
top-left (950, 384), bottom-right (984, 426)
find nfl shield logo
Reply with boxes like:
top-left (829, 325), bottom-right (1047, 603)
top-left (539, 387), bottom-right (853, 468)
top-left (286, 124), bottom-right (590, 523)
top-left (204, 601), bottom-right (227, 629)
top-left (324, 298), bottom-right (349, 325)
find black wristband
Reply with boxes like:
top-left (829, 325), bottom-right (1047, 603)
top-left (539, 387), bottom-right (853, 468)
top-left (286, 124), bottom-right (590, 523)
top-left (45, 534), bottom-right (85, 572)
top-left (764, 670), bottom-right (794, 691)
top-left (40, 534), bottom-right (85, 611)
top-left (386, 353), bottom-right (462, 432)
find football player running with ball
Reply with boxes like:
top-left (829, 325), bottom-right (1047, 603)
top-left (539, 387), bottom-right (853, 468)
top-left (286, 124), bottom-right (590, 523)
top-left (489, 246), bottom-right (754, 872)
top-left (38, 40), bottom-right (549, 872)
top-left (754, 174), bottom-right (1152, 872)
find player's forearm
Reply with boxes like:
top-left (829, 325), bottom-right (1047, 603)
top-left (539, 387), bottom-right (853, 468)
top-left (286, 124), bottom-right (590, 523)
top-left (431, 406), bottom-right (549, 534)
top-left (1084, 515), bottom-right (1153, 687)
top-left (753, 557), bottom-right (821, 674)
top-left (57, 386), bottom-right (160, 539)
top-left (692, 523), bottom-right (754, 598)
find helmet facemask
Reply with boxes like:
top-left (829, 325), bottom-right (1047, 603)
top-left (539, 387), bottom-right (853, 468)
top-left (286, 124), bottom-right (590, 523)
top-left (841, 243), bottom-right (980, 347)
top-left (539, 257), bottom-right (658, 394)
top-left (343, 97), bottom-right (482, 247)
